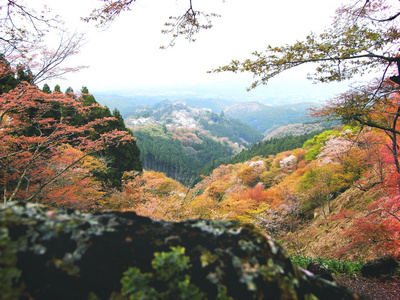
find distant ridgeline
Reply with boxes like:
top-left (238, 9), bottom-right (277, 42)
top-left (223, 101), bottom-right (327, 134)
top-left (94, 95), bottom-right (235, 118)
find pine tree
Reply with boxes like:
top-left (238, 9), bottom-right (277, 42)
top-left (42, 83), bottom-right (51, 94)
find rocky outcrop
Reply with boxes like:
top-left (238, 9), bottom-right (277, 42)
top-left (0, 202), bottom-right (365, 300)
top-left (361, 255), bottom-right (399, 278)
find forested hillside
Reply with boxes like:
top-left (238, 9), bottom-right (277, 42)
top-left (132, 125), bottom-right (234, 184)
top-left (198, 130), bottom-right (328, 176)
top-left (228, 130), bottom-right (327, 164)
top-left (114, 124), bottom-right (400, 262)
top-left (126, 100), bottom-right (264, 184)
top-left (0, 57), bottom-right (142, 208)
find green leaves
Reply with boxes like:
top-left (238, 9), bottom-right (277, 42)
top-left (290, 256), bottom-right (364, 277)
top-left (121, 267), bottom-right (157, 300)
top-left (211, 1), bottom-right (400, 90)
top-left (121, 246), bottom-right (206, 300)
top-left (151, 246), bottom-right (190, 281)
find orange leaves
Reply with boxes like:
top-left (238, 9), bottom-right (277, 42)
top-left (112, 170), bottom-right (197, 221)
top-left (0, 74), bottom-right (133, 205)
top-left (83, 0), bottom-right (135, 26)
top-left (237, 165), bottom-right (259, 187)
top-left (207, 182), bottom-right (228, 201)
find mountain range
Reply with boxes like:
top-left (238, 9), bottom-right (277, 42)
top-left (223, 101), bottom-right (323, 134)
top-left (95, 93), bottom-right (327, 136)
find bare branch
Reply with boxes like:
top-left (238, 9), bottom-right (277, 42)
top-left (0, 1), bottom-right (86, 82)
top-left (160, 4), bottom-right (220, 49)
top-left (82, 0), bottom-right (220, 49)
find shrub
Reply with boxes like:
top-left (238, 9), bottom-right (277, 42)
top-left (290, 256), bottom-right (364, 277)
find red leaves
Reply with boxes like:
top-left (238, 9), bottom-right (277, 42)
top-left (342, 196), bottom-right (400, 259)
top-left (241, 183), bottom-right (268, 204)
top-left (0, 78), bottom-right (132, 205)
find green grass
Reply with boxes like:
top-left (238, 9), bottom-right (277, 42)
top-left (290, 256), bottom-right (364, 277)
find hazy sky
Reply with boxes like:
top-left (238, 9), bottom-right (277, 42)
top-left (32, 0), bottom-right (351, 103)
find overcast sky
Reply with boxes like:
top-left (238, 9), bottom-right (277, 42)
top-left (31, 0), bottom-right (352, 104)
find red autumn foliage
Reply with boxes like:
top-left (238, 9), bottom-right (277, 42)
top-left (0, 78), bottom-right (132, 206)
top-left (339, 195), bottom-right (400, 259)
top-left (241, 183), bottom-right (268, 203)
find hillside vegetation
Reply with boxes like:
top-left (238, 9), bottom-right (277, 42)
top-left (111, 125), bottom-right (400, 262)
top-left (124, 100), bottom-right (333, 184)
top-left (125, 101), bottom-right (264, 184)
top-left (131, 125), bottom-right (235, 184)
top-left (229, 130), bottom-right (327, 164)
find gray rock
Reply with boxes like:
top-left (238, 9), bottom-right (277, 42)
top-left (361, 255), bottom-right (399, 278)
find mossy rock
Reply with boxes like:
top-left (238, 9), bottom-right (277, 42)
top-left (0, 202), bottom-right (364, 299)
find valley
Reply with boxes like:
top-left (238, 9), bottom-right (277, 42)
top-left (98, 95), bottom-right (400, 265)
top-left (121, 98), bottom-right (332, 184)
top-left (109, 122), bottom-right (400, 264)
top-left (2, 0), bottom-right (400, 298)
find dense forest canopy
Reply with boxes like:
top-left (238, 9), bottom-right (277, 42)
top-left (229, 130), bottom-right (327, 164)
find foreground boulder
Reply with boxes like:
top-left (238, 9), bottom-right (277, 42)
top-left (0, 202), bottom-right (364, 300)
top-left (361, 255), bottom-right (399, 278)
top-left (306, 262), bottom-right (334, 282)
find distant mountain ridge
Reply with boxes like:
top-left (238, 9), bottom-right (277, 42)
top-left (223, 101), bottom-right (322, 134)
top-left (224, 102), bottom-right (269, 115)
top-left (95, 94), bottom-right (235, 118)
top-left (126, 100), bottom-right (263, 146)
top-left (95, 93), bottom-right (325, 137)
